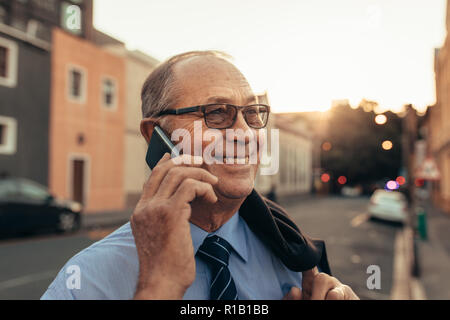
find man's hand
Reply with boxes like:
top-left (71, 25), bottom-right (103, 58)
top-left (283, 267), bottom-right (359, 300)
top-left (131, 153), bottom-right (218, 300)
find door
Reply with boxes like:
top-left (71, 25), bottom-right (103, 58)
top-left (72, 159), bottom-right (85, 206)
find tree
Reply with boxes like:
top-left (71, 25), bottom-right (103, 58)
top-left (320, 102), bottom-right (403, 194)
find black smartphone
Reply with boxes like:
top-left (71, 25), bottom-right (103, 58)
top-left (145, 126), bottom-right (180, 170)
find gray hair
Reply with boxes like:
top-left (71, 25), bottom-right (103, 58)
top-left (140, 50), bottom-right (233, 119)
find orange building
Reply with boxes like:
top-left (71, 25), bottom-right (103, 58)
top-left (49, 28), bottom-right (125, 213)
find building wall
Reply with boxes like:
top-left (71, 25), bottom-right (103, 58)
top-left (431, 2), bottom-right (450, 213)
top-left (277, 127), bottom-right (313, 197)
top-left (123, 51), bottom-right (157, 208)
top-left (253, 103), bottom-right (275, 195)
top-left (0, 31), bottom-right (50, 186)
top-left (99, 46), bottom-right (158, 209)
top-left (49, 28), bottom-right (125, 212)
top-left (254, 110), bottom-right (313, 199)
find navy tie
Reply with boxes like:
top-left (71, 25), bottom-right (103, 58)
top-left (197, 235), bottom-right (238, 300)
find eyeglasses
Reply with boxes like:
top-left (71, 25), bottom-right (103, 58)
top-left (157, 103), bottom-right (270, 129)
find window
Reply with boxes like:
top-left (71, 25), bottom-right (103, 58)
top-left (0, 122), bottom-right (4, 143)
top-left (0, 116), bottom-right (17, 155)
top-left (0, 47), bottom-right (6, 77)
top-left (102, 77), bottom-right (117, 109)
top-left (67, 65), bottom-right (86, 103)
top-left (0, 37), bottom-right (18, 88)
top-left (71, 69), bottom-right (81, 96)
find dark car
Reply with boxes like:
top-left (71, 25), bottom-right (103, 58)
top-left (0, 178), bottom-right (82, 237)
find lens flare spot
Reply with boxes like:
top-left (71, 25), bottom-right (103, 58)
top-left (375, 114), bottom-right (387, 125)
top-left (321, 173), bottom-right (330, 183)
top-left (382, 140), bottom-right (393, 150)
top-left (338, 176), bottom-right (347, 185)
top-left (386, 180), bottom-right (399, 190)
top-left (396, 176), bottom-right (406, 185)
top-left (322, 142), bottom-right (332, 151)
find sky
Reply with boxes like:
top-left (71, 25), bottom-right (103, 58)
top-left (93, 0), bottom-right (447, 113)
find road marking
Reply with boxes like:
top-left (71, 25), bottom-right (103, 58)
top-left (0, 270), bottom-right (57, 291)
top-left (350, 213), bottom-right (369, 227)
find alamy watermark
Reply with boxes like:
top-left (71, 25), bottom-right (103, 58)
top-left (65, 5), bottom-right (81, 31)
top-left (366, 265), bottom-right (381, 290)
top-left (66, 264), bottom-right (81, 290)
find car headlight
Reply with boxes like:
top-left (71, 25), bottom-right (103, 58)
top-left (70, 202), bottom-right (82, 212)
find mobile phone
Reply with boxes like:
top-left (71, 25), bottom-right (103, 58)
top-left (145, 126), bottom-right (180, 170)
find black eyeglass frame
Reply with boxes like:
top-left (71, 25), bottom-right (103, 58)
top-left (156, 103), bottom-right (271, 129)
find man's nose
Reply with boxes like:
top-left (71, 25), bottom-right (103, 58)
top-left (227, 110), bottom-right (256, 144)
top-left (234, 110), bottom-right (251, 131)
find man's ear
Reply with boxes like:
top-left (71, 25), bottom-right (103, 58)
top-left (140, 118), bottom-right (157, 144)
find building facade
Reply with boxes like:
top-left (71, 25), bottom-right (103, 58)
top-left (99, 44), bottom-right (159, 209)
top-left (429, 0), bottom-right (450, 213)
top-left (253, 93), bottom-right (314, 199)
top-left (274, 114), bottom-right (313, 197)
top-left (122, 50), bottom-right (158, 208)
top-left (0, 23), bottom-right (51, 185)
top-left (49, 28), bottom-right (125, 212)
top-left (0, 0), bottom-right (94, 185)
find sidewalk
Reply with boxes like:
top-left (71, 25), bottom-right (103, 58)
top-left (414, 202), bottom-right (450, 299)
top-left (81, 208), bottom-right (133, 230)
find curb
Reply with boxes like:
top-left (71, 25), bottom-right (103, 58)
top-left (390, 226), bottom-right (427, 300)
top-left (390, 227), bottom-right (412, 299)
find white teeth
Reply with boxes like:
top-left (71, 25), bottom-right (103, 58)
top-left (212, 156), bottom-right (251, 164)
top-left (225, 156), bottom-right (249, 164)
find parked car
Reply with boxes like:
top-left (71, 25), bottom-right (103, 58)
top-left (0, 177), bottom-right (82, 237)
top-left (368, 189), bottom-right (408, 224)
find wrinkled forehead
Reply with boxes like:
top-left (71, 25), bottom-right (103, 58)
top-left (172, 56), bottom-right (255, 106)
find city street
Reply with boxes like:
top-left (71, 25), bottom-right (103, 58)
top-left (0, 196), bottom-right (401, 300)
top-left (283, 196), bottom-right (400, 300)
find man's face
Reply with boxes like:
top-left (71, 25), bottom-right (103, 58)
top-left (163, 56), bottom-right (262, 200)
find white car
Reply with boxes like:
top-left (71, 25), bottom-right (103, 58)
top-left (368, 189), bottom-right (408, 223)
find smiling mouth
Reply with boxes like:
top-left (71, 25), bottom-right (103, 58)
top-left (212, 155), bottom-right (252, 165)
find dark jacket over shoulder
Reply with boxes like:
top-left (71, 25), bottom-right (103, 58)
top-left (239, 189), bottom-right (332, 275)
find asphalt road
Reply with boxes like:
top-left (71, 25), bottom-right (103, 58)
top-left (0, 196), bottom-right (401, 300)
top-left (282, 195), bottom-right (401, 300)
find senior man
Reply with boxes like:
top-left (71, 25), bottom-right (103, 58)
top-left (41, 51), bottom-right (358, 300)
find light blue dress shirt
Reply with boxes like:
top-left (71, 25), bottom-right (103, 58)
top-left (41, 211), bottom-right (303, 300)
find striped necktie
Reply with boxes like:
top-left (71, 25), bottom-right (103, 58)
top-left (197, 235), bottom-right (238, 300)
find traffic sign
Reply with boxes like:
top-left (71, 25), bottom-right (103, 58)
top-left (415, 157), bottom-right (440, 181)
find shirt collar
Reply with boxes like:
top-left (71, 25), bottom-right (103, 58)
top-left (190, 211), bottom-right (248, 263)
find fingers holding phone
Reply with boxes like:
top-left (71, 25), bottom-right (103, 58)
top-left (131, 153), bottom-right (218, 299)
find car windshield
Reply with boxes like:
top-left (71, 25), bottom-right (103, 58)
top-left (17, 179), bottom-right (50, 201)
top-left (373, 191), bottom-right (405, 202)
